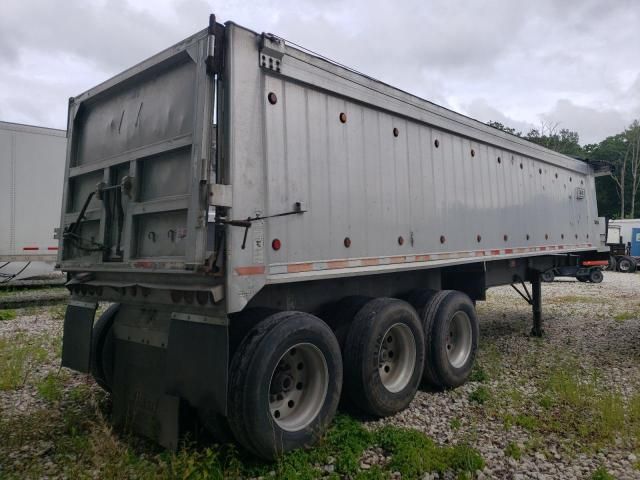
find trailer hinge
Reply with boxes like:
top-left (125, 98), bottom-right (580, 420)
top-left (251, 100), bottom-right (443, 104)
top-left (260, 33), bottom-right (284, 72)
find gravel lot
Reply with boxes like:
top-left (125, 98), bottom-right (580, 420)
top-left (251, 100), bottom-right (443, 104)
top-left (1, 272), bottom-right (639, 479)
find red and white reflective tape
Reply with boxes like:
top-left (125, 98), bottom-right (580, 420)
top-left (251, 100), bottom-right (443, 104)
top-left (234, 243), bottom-right (593, 276)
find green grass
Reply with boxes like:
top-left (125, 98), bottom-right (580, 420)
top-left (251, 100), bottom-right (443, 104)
top-left (504, 441), bottom-right (522, 460)
top-left (0, 406), bottom-right (485, 480)
top-left (469, 386), bottom-right (490, 404)
top-left (550, 295), bottom-right (604, 304)
top-left (0, 309), bottom-right (17, 321)
top-left (376, 427), bottom-right (484, 478)
top-left (450, 417), bottom-right (462, 430)
top-left (614, 311), bottom-right (638, 322)
top-left (469, 364), bottom-right (488, 383)
top-left (591, 466), bottom-right (615, 480)
top-left (493, 357), bottom-right (640, 451)
top-left (0, 334), bottom-right (50, 390)
top-left (36, 372), bottom-right (67, 402)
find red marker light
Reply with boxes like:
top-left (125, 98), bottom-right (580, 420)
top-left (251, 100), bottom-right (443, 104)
top-left (272, 239), bottom-right (281, 251)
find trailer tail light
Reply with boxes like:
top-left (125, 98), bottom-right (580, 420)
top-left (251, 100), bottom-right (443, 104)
top-left (272, 239), bottom-right (281, 251)
top-left (582, 260), bottom-right (608, 267)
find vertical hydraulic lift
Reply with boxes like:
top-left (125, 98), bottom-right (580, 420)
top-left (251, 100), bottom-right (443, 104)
top-left (511, 273), bottom-right (544, 337)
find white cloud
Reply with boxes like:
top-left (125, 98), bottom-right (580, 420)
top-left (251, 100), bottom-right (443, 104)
top-left (1, 0), bottom-right (638, 143)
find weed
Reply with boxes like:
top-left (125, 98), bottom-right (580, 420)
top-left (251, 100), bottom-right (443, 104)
top-left (354, 466), bottom-right (387, 479)
top-left (469, 365), bottom-right (488, 383)
top-left (0, 334), bottom-right (49, 390)
top-left (36, 372), bottom-right (67, 402)
top-left (614, 311), bottom-right (638, 322)
top-left (477, 343), bottom-right (502, 379)
top-left (376, 427), bottom-right (483, 477)
top-left (49, 304), bottom-right (67, 321)
top-left (538, 394), bottom-right (553, 409)
top-left (591, 466), bottom-right (615, 480)
top-left (469, 386), bottom-right (490, 405)
top-left (450, 417), bottom-right (462, 430)
top-left (0, 309), bottom-right (17, 321)
top-left (551, 295), bottom-right (603, 304)
top-left (504, 441), bottom-right (522, 460)
top-left (513, 414), bottom-right (537, 431)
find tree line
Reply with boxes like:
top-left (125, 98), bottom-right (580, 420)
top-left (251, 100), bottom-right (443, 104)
top-left (487, 120), bottom-right (640, 220)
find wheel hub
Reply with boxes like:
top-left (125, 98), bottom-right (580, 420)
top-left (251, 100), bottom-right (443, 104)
top-left (378, 323), bottom-right (416, 393)
top-left (269, 343), bottom-right (328, 431)
top-left (446, 311), bottom-right (472, 368)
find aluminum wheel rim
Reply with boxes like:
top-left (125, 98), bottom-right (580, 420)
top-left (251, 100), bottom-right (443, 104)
top-left (446, 311), bottom-right (472, 369)
top-left (619, 260), bottom-right (631, 272)
top-left (269, 343), bottom-right (328, 432)
top-left (378, 323), bottom-right (416, 393)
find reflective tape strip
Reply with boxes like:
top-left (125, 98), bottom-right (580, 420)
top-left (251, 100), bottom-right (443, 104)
top-left (235, 244), bottom-right (595, 276)
top-left (234, 265), bottom-right (265, 275)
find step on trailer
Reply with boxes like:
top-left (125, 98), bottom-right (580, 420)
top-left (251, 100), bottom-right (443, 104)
top-left (58, 16), bottom-right (611, 457)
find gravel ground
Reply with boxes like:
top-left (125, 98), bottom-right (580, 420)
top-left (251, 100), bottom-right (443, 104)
top-left (365, 272), bottom-right (640, 479)
top-left (1, 272), bottom-right (639, 479)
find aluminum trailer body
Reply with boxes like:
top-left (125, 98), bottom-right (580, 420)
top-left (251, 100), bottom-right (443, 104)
top-left (0, 122), bottom-right (66, 282)
top-left (58, 17), bottom-right (610, 455)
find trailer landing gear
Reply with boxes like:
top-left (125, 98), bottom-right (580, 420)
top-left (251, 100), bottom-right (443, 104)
top-left (511, 275), bottom-right (544, 337)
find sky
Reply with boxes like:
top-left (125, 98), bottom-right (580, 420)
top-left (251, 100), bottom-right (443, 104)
top-left (1, 0), bottom-right (639, 145)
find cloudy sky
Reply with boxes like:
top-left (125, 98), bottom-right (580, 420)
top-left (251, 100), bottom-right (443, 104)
top-left (1, 0), bottom-right (638, 144)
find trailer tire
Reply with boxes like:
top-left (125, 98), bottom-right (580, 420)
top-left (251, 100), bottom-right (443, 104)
top-left (227, 311), bottom-right (342, 459)
top-left (322, 295), bottom-right (372, 350)
top-left (618, 256), bottom-right (637, 273)
top-left (90, 303), bottom-right (119, 392)
top-left (424, 291), bottom-right (479, 389)
top-left (343, 298), bottom-right (424, 417)
top-left (540, 270), bottom-right (555, 283)
top-left (403, 289), bottom-right (442, 387)
top-left (589, 269), bottom-right (604, 284)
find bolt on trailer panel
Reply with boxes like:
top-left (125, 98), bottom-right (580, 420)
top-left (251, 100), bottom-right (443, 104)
top-left (0, 121), bottom-right (66, 262)
top-left (222, 23), bottom-right (607, 312)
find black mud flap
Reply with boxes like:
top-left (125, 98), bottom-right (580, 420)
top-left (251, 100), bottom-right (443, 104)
top-left (112, 340), bottom-right (181, 450)
top-left (165, 313), bottom-right (229, 417)
top-left (111, 313), bottom-right (228, 450)
top-left (61, 300), bottom-right (97, 373)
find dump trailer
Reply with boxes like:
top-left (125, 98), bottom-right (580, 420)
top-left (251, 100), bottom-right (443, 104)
top-left (0, 121), bottom-right (66, 282)
top-left (58, 16), bottom-right (610, 457)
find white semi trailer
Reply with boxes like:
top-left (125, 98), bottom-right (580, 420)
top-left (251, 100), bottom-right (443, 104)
top-left (58, 16), bottom-right (611, 457)
top-left (0, 121), bottom-right (66, 282)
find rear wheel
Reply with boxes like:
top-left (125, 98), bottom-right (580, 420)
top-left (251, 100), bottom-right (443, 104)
top-left (607, 255), bottom-right (617, 271)
top-left (227, 311), bottom-right (342, 459)
top-left (540, 270), bottom-right (555, 282)
top-left (618, 256), bottom-right (637, 273)
top-left (321, 295), bottom-right (372, 350)
top-left (589, 269), bottom-right (604, 284)
top-left (404, 289), bottom-right (441, 387)
top-left (91, 303), bottom-right (119, 392)
top-left (343, 298), bottom-right (424, 417)
top-left (421, 291), bottom-right (479, 389)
